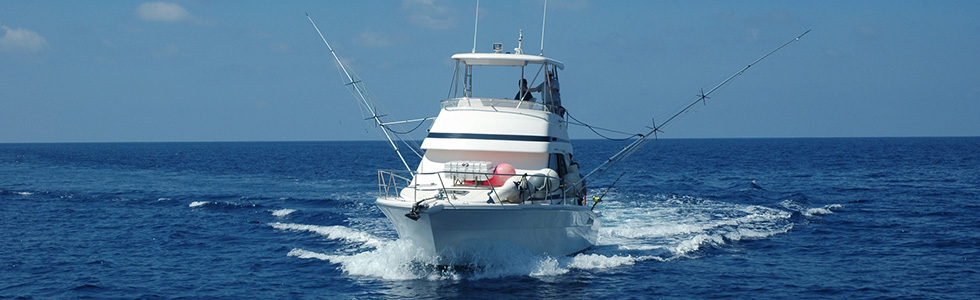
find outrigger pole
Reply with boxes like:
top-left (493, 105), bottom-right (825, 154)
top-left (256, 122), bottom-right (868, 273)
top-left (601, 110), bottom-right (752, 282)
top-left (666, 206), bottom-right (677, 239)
top-left (654, 29), bottom-right (811, 133)
top-left (472, 0), bottom-right (480, 53)
top-left (307, 13), bottom-right (415, 174)
top-left (579, 30), bottom-right (811, 200)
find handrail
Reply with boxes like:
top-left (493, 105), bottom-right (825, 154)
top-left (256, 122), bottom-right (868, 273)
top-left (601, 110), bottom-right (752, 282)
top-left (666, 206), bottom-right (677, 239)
top-left (377, 169), bottom-right (575, 205)
top-left (441, 97), bottom-right (561, 114)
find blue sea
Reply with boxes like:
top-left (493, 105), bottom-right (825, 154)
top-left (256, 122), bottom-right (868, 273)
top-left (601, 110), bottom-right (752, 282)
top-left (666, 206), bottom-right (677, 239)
top-left (2, 138), bottom-right (978, 299)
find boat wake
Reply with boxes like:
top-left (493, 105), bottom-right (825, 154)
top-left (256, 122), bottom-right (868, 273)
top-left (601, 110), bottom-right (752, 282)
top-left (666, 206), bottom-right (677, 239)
top-left (600, 194), bottom-right (794, 257)
top-left (269, 193), bottom-right (840, 280)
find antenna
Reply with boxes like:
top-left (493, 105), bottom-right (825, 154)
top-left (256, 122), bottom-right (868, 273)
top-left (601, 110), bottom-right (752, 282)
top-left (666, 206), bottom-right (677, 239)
top-left (472, 0), bottom-right (480, 53)
top-left (539, 0), bottom-right (548, 55)
top-left (516, 29), bottom-right (524, 54)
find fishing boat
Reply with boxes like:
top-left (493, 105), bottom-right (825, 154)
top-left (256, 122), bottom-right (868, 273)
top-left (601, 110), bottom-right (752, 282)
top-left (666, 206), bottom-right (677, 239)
top-left (307, 6), bottom-right (807, 264)
top-left (307, 3), bottom-right (601, 263)
top-left (373, 47), bottom-right (599, 263)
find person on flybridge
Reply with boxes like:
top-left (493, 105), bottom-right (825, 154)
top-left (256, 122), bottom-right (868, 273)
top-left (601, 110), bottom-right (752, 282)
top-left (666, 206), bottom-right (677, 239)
top-left (529, 71), bottom-right (562, 114)
top-left (515, 78), bottom-right (534, 101)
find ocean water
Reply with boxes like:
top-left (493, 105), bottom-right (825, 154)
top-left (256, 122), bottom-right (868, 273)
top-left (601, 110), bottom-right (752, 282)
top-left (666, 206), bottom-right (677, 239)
top-left (1, 138), bottom-right (978, 299)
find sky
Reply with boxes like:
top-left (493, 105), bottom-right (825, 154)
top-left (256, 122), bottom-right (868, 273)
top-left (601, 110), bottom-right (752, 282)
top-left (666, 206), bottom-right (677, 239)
top-left (1, 0), bottom-right (978, 143)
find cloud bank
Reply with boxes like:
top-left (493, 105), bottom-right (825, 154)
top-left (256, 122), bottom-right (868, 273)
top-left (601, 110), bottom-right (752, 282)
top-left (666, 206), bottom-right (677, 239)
top-left (0, 24), bottom-right (49, 53)
top-left (402, 0), bottom-right (455, 29)
top-left (136, 2), bottom-right (191, 22)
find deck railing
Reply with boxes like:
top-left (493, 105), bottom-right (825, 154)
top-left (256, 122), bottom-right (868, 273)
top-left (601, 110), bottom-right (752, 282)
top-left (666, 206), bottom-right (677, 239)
top-left (441, 97), bottom-right (562, 115)
top-left (377, 169), bottom-right (577, 206)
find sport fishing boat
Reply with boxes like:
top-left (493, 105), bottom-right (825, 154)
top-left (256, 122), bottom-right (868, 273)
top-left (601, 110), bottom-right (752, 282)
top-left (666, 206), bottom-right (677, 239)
top-left (308, 13), bottom-right (597, 264)
top-left (374, 46), bottom-right (599, 262)
top-left (307, 8), bottom-right (807, 265)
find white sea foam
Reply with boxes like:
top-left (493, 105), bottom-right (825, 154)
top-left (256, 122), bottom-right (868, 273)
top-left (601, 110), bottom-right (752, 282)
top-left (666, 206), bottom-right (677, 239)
top-left (269, 222), bottom-right (384, 249)
top-left (567, 253), bottom-right (640, 269)
top-left (600, 194), bottom-right (796, 258)
top-left (282, 231), bottom-right (653, 280)
top-left (16, 192), bottom-right (33, 196)
top-left (287, 248), bottom-right (332, 260)
top-left (188, 201), bottom-right (209, 207)
top-left (803, 204), bottom-right (842, 217)
top-left (779, 200), bottom-right (842, 217)
top-left (275, 192), bottom-right (827, 280)
top-left (287, 239), bottom-right (444, 280)
top-left (270, 208), bottom-right (296, 218)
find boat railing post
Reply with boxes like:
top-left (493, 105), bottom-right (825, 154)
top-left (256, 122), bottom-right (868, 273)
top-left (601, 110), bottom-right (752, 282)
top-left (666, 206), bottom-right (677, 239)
top-left (390, 171), bottom-right (396, 199)
top-left (434, 172), bottom-right (452, 202)
top-left (378, 170), bottom-right (407, 200)
top-left (484, 173), bottom-right (502, 205)
top-left (464, 65), bottom-right (473, 97)
top-left (407, 171), bottom-right (416, 202)
top-left (387, 171), bottom-right (393, 199)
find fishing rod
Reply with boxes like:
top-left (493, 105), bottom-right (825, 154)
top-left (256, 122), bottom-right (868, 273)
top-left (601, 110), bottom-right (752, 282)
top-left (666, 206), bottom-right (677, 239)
top-left (307, 13), bottom-right (416, 174)
top-left (654, 29), bottom-right (811, 133)
top-left (578, 29), bottom-right (811, 206)
top-left (591, 169), bottom-right (627, 211)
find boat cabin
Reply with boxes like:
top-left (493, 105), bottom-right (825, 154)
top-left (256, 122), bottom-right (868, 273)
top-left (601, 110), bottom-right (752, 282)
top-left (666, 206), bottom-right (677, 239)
top-left (448, 51), bottom-right (565, 116)
top-left (389, 48), bottom-right (583, 205)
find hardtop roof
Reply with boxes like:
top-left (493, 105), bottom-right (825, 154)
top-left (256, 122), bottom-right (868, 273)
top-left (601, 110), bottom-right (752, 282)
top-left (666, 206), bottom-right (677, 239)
top-left (450, 52), bottom-right (564, 70)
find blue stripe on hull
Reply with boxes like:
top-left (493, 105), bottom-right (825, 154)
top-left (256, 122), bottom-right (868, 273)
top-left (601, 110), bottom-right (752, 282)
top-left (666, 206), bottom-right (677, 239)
top-left (426, 132), bottom-right (567, 143)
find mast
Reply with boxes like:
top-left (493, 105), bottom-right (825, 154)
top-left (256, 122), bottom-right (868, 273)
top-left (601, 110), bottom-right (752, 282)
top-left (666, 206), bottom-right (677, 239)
top-left (306, 14), bottom-right (414, 174)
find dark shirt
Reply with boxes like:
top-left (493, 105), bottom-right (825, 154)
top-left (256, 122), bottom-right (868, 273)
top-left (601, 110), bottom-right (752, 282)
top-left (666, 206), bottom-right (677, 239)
top-left (515, 90), bottom-right (534, 101)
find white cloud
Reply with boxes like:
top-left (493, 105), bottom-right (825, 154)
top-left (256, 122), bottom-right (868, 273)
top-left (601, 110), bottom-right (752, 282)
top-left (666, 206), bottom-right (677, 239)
top-left (354, 28), bottom-right (393, 47)
top-left (136, 2), bottom-right (191, 22)
top-left (402, 0), bottom-right (455, 29)
top-left (0, 24), bottom-right (49, 53)
top-left (154, 43), bottom-right (180, 58)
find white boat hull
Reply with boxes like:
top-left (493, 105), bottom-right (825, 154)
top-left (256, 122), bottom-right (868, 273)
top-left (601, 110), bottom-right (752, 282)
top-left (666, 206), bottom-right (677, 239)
top-left (377, 197), bottom-right (599, 264)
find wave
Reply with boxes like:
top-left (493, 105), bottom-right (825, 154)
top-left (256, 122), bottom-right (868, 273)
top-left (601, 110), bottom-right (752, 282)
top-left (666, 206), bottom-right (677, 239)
top-left (270, 208), bottom-right (297, 218)
top-left (779, 199), bottom-right (843, 217)
top-left (187, 200), bottom-right (262, 210)
top-left (598, 194), bottom-right (801, 258)
top-left (269, 222), bottom-right (384, 249)
top-left (285, 242), bottom-right (649, 280)
top-left (273, 193), bottom-right (840, 280)
top-left (0, 189), bottom-right (36, 196)
top-left (803, 204), bottom-right (843, 217)
top-left (273, 222), bottom-right (629, 279)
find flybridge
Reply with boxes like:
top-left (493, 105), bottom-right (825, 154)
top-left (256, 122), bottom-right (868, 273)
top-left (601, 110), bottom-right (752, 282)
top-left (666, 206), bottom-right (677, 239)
top-left (451, 53), bottom-right (564, 69)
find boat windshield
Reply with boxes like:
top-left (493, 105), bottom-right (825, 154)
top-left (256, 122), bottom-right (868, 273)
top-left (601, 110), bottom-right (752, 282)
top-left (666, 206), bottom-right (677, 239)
top-left (449, 52), bottom-right (564, 114)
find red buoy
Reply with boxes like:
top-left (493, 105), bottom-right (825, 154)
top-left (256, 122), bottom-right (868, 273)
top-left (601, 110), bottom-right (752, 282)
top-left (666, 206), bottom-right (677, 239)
top-left (489, 163), bottom-right (515, 187)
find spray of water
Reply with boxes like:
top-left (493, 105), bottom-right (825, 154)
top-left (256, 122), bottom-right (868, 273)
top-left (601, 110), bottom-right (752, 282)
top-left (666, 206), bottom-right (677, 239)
top-left (268, 193), bottom-right (839, 280)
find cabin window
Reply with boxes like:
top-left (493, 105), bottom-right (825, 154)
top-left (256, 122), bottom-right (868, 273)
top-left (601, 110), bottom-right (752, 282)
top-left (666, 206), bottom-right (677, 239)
top-left (549, 153), bottom-right (568, 178)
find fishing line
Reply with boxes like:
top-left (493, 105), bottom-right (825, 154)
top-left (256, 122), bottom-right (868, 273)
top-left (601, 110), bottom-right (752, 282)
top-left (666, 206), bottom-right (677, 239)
top-left (654, 30), bottom-right (811, 133)
top-left (565, 111), bottom-right (641, 141)
top-left (386, 120), bottom-right (427, 135)
top-left (579, 30), bottom-right (811, 209)
top-left (591, 168), bottom-right (627, 210)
